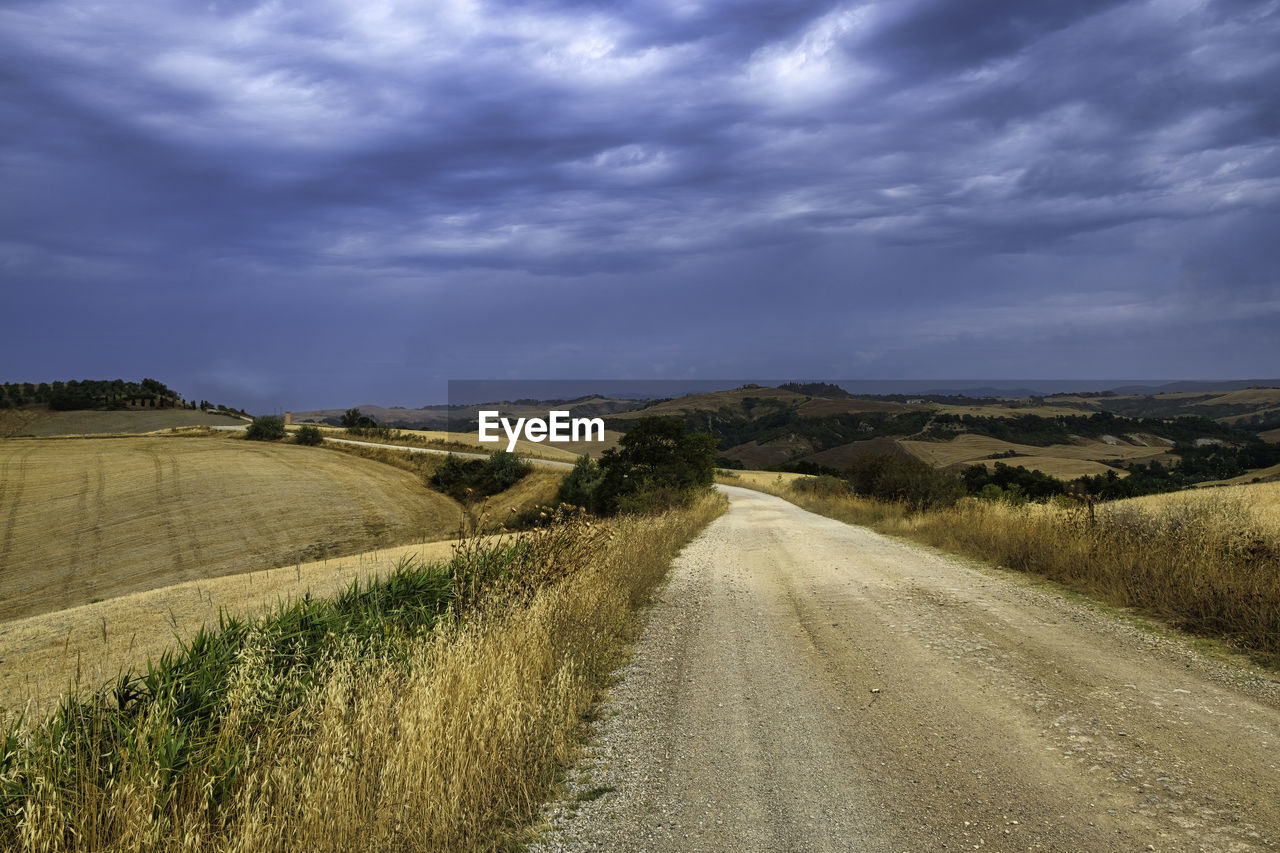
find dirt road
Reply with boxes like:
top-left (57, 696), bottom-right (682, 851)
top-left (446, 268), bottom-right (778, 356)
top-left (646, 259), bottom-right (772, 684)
top-left (535, 485), bottom-right (1280, 851)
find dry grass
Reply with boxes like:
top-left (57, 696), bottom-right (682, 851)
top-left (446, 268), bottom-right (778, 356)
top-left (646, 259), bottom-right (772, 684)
top-left (1118, 482), bottom-right (1280, 533)
top-left (549, 429), bottom-right (622, 458)
top-left (714, 469), bottom-right (808, 490)
top-left (307, 426), bottom-right (583, 463)
top-left (315, 439), bottom-right (563, 530)
top-left (755, 478), bottom-right (1280, 666)
top-left (0, 539), bottom-right (469, 716)
top-left (0, 435), bottom-right (461, 621)
top-left (1, 494), bottom-right (726, 852)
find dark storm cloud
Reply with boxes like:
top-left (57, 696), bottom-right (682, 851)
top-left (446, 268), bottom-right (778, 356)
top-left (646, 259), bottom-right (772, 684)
top-left (1, 0), bottom-right (1278, 406)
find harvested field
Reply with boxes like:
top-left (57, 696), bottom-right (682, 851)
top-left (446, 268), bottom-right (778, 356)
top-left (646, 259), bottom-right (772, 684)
top-left (0, 408), bottom-right (246, 437)
top-left (720, 436), bottom-right (814, 469)
top-left (0, 538), bottom-right (468, 715)
top-left (900, 433), bottom-right (1168, 470)
top-left (795, 397), bottom-right (922, 416)
top-left (1192, 388), bottom-right (1280, 406)
top-left (0, 435), bottom-right (461, 622)
top-left (965, 455), bottom-right (1128, 479)
top-left (799, 436), bottom-right (911, 470)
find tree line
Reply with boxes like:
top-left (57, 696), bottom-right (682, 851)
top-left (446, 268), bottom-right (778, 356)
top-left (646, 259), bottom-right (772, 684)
top-left (0, 378), bottom-right (242, 415)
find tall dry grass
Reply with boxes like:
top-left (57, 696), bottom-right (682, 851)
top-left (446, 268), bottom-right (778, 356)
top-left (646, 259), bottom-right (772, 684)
top-left (764, 479), bottom-right (1280, 665)
top-left (1, 495), bottom-right (725, 852)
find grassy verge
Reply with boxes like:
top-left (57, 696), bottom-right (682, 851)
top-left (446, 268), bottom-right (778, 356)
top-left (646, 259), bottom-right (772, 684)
top-left (294, 426), bottom-right (579, 464)
top-left (316, 436), bottom-right (448, 478)
top-left (1, 494), bottom-right (725, 851)
top-left (743, 477), bottom-right (1280, 666)
top-left (316, 440), bottom-right (563, 535)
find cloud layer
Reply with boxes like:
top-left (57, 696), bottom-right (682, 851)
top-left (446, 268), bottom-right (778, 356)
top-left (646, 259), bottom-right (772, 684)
top-left (2, 0), bottom-right (1277, 407)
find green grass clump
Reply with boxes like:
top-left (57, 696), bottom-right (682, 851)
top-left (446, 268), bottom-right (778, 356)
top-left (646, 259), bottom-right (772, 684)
top-left (0, 556), bottom-right (454, 848)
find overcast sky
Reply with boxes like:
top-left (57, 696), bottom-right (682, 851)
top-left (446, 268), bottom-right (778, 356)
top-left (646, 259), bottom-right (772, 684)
top-left (2, 0), bottom-right (1277, 410)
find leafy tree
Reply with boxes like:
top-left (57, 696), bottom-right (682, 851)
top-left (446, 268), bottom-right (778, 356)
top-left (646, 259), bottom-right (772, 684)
top-left (140, 378), bottom-right (172, 397)
top-left (245, 415), bottom-right (286, 441)
top-left (341, 408), bottom-right (377, 430)
top-left (48, 388), bottom-right (98, 411)
top-left (592, 417), bottom-right (717, 515)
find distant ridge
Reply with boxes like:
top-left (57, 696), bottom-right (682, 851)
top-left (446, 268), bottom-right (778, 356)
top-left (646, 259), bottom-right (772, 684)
top-left (1108, 379), bottom-right (1280, 395)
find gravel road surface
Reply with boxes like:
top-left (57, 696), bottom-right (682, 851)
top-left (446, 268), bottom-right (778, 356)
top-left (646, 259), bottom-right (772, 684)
top-left (533, 485), bottom-right (1280, 852)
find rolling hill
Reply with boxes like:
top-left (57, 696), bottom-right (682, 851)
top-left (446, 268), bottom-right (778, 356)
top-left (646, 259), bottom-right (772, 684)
top-left (291, 382), bottom-right (1280, 483)
top-left (0, 434), bottom-right (464, 622)
top-left (0, 407), bottom-right (247, 437)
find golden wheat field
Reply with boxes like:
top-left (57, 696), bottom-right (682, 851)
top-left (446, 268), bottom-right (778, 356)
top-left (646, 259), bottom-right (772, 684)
top-left (0, 435), bottom-right (463, 622)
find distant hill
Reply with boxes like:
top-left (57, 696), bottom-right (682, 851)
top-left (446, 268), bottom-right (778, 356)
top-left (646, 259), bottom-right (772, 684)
top-left (1051, 387), bottom-right (1280, 429)
top-left (292, 395), bottom-right (649, 430)
top-left (0, 407), bottom-right (247, 437)
top-left (1107, 379), bottom-right (1280, 395)
top-left (593, 384), bottom-right (1279, 484)
top-left (292, 381), bottom-right (1280, 483)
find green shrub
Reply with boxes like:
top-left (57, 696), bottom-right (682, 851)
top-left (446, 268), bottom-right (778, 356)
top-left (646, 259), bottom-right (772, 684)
top-left (245, 415), bottom-right (286, 441)
top-left (845, 453), bottom-right (963, 510)
top-left (556, 455), bottom-right (605, 510)
top-left (427, 451), bottom-right (532, 502)
top-left (295, 424), bottom-right (323, 446)
top-left (791, 474), bottom-right (850, 498)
